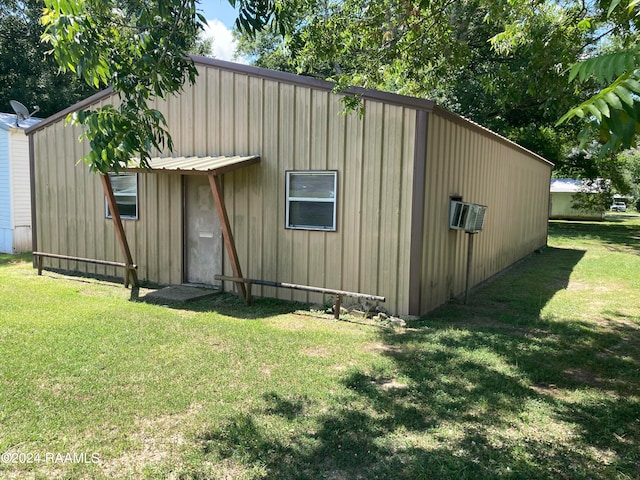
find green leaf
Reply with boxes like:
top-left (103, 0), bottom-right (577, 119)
top-left (621, 77), bottom-right (640, 93)
top-left (569, 51), bottom-right (640, 84)
top-left (594, 98), bottom-right (611, 118)
top-left (577, 18), bottom-right (591, 30)
top-left (608, 0), bottom-right (623, 17)
top-left (585, 104), bottom-right (601, 120)
top-left (614, 85), bottom-right (633, 105)
top-left (603, 91), bottom-right (623, 110)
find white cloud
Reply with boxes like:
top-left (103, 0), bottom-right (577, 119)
top-left (201, 19), bottom-right (247, 63)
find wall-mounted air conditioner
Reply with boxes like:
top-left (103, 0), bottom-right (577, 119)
top-left (449, 200), bottom-right (487, 233)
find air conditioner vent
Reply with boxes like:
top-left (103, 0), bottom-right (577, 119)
top-left (449, 200), bottom-right (487, 233)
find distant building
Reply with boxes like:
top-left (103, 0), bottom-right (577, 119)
top-left (0, 112), bottom-right (41, 253)
top-left (550, 178), bottom-right (604, 220)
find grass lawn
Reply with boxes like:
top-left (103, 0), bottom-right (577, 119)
top-left (1, 217), bottom-right (639, 479)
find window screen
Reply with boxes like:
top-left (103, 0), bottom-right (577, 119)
top-left (286, 171), bottom-right (337, 231)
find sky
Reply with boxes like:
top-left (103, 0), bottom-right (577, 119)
top-left (197, 0), bottom-right (243, 62)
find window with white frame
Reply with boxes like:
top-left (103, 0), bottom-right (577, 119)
top-left (105, 173), bottom-right (138, 219)
top-left (286, 171), bottom-right (337, 231)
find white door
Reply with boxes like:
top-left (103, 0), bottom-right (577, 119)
top-left (185, 176), bottom-right (222, 285)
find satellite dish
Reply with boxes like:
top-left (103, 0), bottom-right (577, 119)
top-left (9, 100), bottom-right (40, 127)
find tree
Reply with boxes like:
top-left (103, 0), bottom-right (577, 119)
top-left (45, 0), bottom-right (637, 177)
top-left (615, 148), bottom-right (640, 208)
top-left (0, 0), bottom-right (96, 117)
top-left (41, 0), bottom-right (282, 173)
top-left (425, 2), bottom-right (592, 164)
top-left (234, 0), bottom-right (593, 163)
top-left (234, 28), bottom-right (293, 71)
top-left (557, 0), bottom-right (640, 158)
top-left (42, 0), bottom-right (208, 173)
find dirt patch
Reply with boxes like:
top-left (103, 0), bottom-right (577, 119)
top-left (563, 368), bottom-right (609, 389)
top-left (375, 378), bottom-right (409, 391)
top-left (564, 280), bottom-right (591, 291)
top-left (302, 346), bottom-right (331, 358)
top-left (98, 403), bottom-right (202, 478)
top-left (364, 342), bottom-right (406, 355)
top-left (529, 383), bottom-right (569, 400)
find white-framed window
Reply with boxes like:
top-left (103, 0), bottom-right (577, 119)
top-left (105, 173), bottom-right (138, 220)
top-left (286, 170), bottom-right (337, 231)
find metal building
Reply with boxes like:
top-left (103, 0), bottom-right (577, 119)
top-left (26, 57), bottom-right (552, 315)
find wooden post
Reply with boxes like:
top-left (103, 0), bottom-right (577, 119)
top-left (37, 254), bottom-right (43, 275)
top-left (246, 280), bottom-right (252, 306)
top-left (208, 174), bottom-right (247, 300)
top-left (334, 294), bottom-right (342, 320)
top-left (101, 174), bottom-right (139, 288)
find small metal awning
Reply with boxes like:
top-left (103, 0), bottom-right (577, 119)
top-left (123, 154), bottom-right (260, 175)
top-left (102, 153), bottom-right (257, 298)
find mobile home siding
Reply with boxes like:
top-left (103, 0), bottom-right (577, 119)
top-left (10, 131), bottom-right (33, 251)
top-left (0, 130), bottom-right (10, 251)
top-left (1, 116), bottom-right (42, 253)
top-left (418, 110), bottom-right (551, 312)
top-left (11, 132), bottom-right (31, 225)
top-left (33, 99), bottom-right (183, 284)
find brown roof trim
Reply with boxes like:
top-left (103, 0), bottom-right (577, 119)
top-left (432, 105), bottom-right (554, 167)
top-left (23, 56), bottom-right (553, 168)
top-left (189, 55), bottom-right (438, 111)
top-left (25, 87), bottom-right (114, 135)
top-left (26, 57), bottom-right (437, 134)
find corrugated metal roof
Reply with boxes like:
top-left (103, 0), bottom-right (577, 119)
top-left (124, 154), bottom-right (260, 174)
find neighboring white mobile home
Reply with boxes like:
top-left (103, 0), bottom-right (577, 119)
top-left (0, 112), bottom-right (41, 253)
top-left (550, 178), bottom-right (604, 221)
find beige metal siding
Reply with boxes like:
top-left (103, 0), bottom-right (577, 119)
top-left (419, 111), bottom-right (551, 312)
top-left (172, 65), bottom-right (416, 313)
top-left (31, 59), bottom-right (551, 316)
top-left (32, 99), bottom-right (183, 284)
top-left (32, 64), bottom-right (414, 312)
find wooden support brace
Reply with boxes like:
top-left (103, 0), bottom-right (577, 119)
top-left (37, 255), bottom-right (43, 275)
top-left (101, 174), bottom-right (139, 288)
top-left (208, 174), bottom-right (247, 300)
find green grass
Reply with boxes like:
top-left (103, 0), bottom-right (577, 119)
top-left (1, 217), bottom-right (639, 479)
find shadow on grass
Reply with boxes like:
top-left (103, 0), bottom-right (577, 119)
top-left (186, 242), bottom-right (639, 479)
top-left (137, 289), bottom-right (310, 319)
top-left (549, 219), bottom-right (640, 253)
